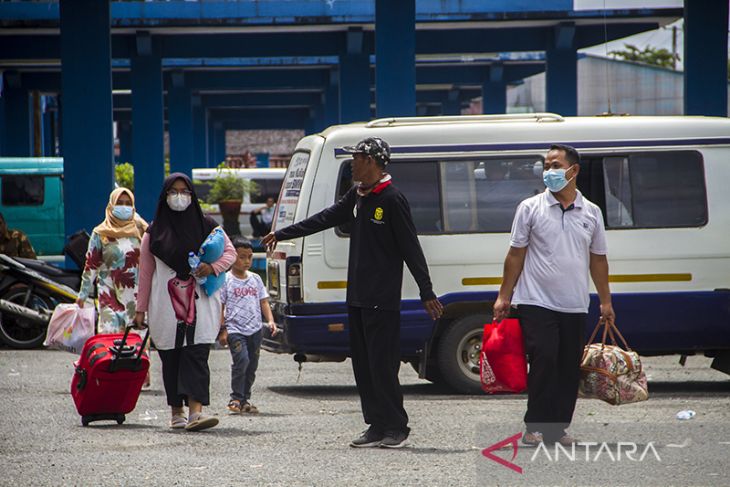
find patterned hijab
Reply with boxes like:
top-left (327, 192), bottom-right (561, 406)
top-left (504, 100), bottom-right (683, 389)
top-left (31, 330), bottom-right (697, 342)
top-left (147, 173), bottom-right (217, 279)
top-left (93, 188), bottom-right (146, 243)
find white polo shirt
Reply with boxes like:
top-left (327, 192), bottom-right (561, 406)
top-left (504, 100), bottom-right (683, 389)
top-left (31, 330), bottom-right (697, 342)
top-left (510, 189), bottom-right (608, 313)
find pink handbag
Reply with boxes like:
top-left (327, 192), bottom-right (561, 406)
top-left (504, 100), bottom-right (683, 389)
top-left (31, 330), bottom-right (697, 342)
top-left (579, 321), bottom-right (649, 405)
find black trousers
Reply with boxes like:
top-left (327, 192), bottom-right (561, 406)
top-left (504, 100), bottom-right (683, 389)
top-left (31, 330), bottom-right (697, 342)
top-left (518, 305), bottom-right (585, 442)
top-left (348, 306), bottom-right (409, 435)
top-left (158, 344), bottom-right (211, 407)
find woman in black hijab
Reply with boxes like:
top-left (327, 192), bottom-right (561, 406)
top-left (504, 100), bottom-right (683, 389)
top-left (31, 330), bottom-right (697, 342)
top-left (135, 173), bottom-right (236, 432)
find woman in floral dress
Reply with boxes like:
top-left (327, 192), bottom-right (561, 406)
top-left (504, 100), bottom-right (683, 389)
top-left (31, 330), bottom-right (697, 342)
top-left (76, 187), bottom-right (148, 333)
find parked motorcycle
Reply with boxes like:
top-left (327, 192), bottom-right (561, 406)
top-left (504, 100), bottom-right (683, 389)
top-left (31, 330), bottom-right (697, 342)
top-left (0, 254), bottom-right (81, 349)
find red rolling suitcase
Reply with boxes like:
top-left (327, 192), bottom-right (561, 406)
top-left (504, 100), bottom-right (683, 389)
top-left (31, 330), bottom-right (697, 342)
top-left (71, 326), bottom-right (150, 426)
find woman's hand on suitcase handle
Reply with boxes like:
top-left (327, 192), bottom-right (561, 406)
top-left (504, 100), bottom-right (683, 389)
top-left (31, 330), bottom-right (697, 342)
top-left (133, 311), bottom-right (147, 329)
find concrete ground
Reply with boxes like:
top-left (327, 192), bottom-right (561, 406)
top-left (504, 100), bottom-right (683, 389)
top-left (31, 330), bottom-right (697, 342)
top-left (0, 349), bottom-right (728, 486)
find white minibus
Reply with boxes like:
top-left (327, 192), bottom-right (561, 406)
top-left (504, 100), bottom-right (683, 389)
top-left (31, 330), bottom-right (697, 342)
top-left (263, 114), bottom-right (730, 393)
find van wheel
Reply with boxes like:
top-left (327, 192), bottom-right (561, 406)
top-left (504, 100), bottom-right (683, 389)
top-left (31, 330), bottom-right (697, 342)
top-left (436, 314), bottom-right (490, 394)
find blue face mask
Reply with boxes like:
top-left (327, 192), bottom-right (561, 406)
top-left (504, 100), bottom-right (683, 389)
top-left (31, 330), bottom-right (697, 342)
top-left (542, 167), bottom-right (575, 193)
top-left (112, 205), bottom-right (134, 220)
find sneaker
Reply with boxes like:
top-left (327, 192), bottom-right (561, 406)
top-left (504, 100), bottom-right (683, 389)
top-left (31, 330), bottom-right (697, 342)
top-left (380, 431), bottom-right (410, 449)
top-left (521, 431), bottom-right (543, 446)
top-left (185, 413), bottom-right (219, 432)
top-left (350, 428), bottom-right (384, 448)
top-left (169, 414), bottom-right (187, 429)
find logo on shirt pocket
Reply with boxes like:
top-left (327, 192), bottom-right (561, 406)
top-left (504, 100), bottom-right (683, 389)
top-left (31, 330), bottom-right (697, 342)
top-left (374, 207), bottom-right (383, 220)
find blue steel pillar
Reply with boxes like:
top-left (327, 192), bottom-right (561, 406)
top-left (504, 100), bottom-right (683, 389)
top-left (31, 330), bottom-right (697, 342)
top-left (339, 28), bottom-right (371, 123)
top-left (212, 121), bottom-right (226, 167)
top-left (684, 0), bottom-right (729, 116)
top-left (3, 72), bottom-right (32, 156)
top-left (118, 121), bottom-right (132, 164)
top-left (323, 69), bottom-right (340, 128)
top-left (131, 31), bottom-right (165, 220)
top-left (483, 63), bottom-right (507, 114)
top-left (442, 89), bottom-right (461, 115)
top-left (60, 0), bottom-right (114, 241)
top-left (192, 96), bottom-right (207, 168)
top-left (545, 23), bottom-right (577, 116)
top-left (375, 0), bottom-right (416, 117)
top-left (42, 97), bottom-right (53, 156)
top-left (207, 115), bottom-right (215, 167)
top-left (167, 71), bottom-right (195, 176)
top-left (305, 106), bottom-right (321, 135)
top-left (0, 93), bottom-right (5, 156)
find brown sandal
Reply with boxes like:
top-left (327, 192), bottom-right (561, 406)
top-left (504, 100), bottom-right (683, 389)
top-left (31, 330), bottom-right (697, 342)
top-left (242, 402), bottom-right (259, 414)
top-left (227, 399), bottom-right (243, 414)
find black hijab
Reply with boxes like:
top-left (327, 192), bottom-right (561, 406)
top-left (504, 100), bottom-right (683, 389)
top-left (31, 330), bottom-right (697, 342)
top-left (147, 173), bottom-right (218, 279)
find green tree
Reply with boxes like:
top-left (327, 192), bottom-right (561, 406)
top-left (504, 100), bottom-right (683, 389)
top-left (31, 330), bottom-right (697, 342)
top-left (609, 43), bottom-right (679, 69)
top-left (115, 162), bottom-right (134, 191)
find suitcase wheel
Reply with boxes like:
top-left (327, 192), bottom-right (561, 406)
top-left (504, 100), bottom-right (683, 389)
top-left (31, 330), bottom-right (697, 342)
top-left (82, 417), bottom-right (90, 427)
top-left (116, 414), bottom-right (125, 425)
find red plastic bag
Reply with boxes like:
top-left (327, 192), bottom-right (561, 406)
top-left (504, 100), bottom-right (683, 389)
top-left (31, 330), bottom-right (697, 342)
top-left (479, 318), bottom-right (527, 393)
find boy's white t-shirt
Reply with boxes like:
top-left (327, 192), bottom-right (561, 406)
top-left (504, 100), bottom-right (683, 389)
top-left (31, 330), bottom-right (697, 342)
top-left (221, 271), bottom-right (269, 336)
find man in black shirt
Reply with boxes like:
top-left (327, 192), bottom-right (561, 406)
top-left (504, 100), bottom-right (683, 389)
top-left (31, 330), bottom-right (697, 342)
top-left (263, 137), bottom-right (442, 449)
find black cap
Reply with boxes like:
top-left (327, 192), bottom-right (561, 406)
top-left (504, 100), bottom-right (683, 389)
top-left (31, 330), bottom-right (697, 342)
top-left (342, 137), bottom-right (391, 165)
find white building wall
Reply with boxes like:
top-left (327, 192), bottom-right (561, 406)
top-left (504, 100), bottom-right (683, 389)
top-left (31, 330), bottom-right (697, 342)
top-left (506, 54), bottom-right (730, 116)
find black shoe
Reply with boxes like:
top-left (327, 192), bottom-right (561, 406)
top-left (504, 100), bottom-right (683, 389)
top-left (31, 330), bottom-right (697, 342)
top-left (350, 428), bottom-right (384, 448)
top-left (380, 430), bottom-right (410, 449)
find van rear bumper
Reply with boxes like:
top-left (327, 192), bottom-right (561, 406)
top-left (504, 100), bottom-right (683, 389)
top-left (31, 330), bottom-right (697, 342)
top-left (261, 300), bottom-right (437, 357)
top-left (262, 303), bottom-right (352, 355)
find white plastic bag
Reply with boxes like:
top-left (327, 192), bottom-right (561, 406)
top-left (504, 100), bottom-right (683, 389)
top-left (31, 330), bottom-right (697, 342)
top-left (43, 303), bottom-right (96, 354)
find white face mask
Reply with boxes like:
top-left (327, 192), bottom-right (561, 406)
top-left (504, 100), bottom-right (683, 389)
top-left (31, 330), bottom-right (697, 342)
top-left (167, 193), bottom-right (192, 212)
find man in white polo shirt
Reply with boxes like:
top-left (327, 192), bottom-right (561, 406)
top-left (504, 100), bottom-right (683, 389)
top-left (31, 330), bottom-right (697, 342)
top-left (494, 144), bottom-right (615, 447)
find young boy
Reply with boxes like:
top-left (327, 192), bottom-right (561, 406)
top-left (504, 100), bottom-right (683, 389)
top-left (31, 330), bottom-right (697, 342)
top-left (218, 238), bottom-right (277, 414)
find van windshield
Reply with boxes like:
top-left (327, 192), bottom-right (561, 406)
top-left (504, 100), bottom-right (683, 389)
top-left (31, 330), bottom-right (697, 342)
top-left (275, 151), bottom-right (310, 231)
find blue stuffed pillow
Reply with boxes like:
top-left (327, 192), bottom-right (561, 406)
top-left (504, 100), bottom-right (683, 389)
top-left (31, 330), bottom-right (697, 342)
top-left (198, 227), bottom-right (226, 296)
top-left (199, 227), bottom-right (225, 263)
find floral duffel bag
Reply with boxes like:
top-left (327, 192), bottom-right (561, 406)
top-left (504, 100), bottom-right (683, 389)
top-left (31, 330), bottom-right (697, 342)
top-left (578, 320), bottom-right (649, 405)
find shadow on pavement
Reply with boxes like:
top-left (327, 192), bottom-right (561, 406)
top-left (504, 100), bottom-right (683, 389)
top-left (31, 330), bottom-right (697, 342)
top-left (406, 447), bottom-right (475, 455)
top-left (75, 423), bottom-right (162, 430)
top-left (647, 380), bottom-right (730, 396)
top-left (268, 383), bottom-right (526, 400)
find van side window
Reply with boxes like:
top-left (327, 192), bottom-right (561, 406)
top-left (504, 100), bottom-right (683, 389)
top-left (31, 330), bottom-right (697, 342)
top-left (336, 160), bottom-right (441, 234)
top-left (601, 151), bottom-right (706, 228)
top-left (1, 175), bottom-right (44, 206)
top-left (441, 157), bottom-right (544, 233)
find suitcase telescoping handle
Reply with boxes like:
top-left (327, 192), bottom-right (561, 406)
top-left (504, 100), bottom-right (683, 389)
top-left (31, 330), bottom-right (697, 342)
top-left (109, 324), bottom-right (149, 372)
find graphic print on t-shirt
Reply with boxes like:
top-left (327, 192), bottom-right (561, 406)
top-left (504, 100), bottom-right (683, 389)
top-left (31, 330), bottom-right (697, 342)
top-left (221, 272), bottom-right (269, 336)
